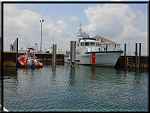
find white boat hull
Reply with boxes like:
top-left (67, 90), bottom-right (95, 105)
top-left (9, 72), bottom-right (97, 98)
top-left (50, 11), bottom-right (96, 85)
top-left (77, 52), bottom-right (122, 66)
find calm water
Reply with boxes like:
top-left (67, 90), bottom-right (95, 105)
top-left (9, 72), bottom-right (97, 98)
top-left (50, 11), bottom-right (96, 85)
top-left (4, 65), bottom-right (148, 112)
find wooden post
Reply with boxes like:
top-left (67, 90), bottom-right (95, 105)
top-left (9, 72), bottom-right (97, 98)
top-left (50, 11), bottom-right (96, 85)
top-left (52, 44), bottom-right (56, 71)
top-left (124, 43), bottom-right (127, 70)
top-left (135, 43), bottom-right (138, 71)
top-left (70, 41), bottom-right (76, 66)
top-left (11, 37), bottom-right (19, 69)
top-left (124, 43), bottom-right (126, 56)
top-left (139, 43), bottom-right (141, 71)
top-left (16, 38), bottom-right (18, 69)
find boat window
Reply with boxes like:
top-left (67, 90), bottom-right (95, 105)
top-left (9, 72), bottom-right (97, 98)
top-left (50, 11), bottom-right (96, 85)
top-left (90, 42), bottom-right (95, 46)
top-left (81, 42), bottom-right (84, 46)
top-left (85, 42), bottom-right (89, 46)
top-left (96, 42), bottom-right (99, 46)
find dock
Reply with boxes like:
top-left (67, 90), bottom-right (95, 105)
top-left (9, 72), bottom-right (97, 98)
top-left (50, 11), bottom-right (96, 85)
top-left (1, 51), bottom-right (64, 76)
top-left (2, 52), bottom-right (64, 68)
top-left (2, 52), bottom-right (148, 72)
top-left (115, 56), bottom-right (149, 71)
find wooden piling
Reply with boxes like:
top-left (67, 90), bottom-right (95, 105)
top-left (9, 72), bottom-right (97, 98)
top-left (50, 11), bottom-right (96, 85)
top-left (16, 38), bottom-right (18, 69)
top-left (135, 43), bottom-right (138, 71)
top-left (52, 44), bottom-right (56, 71)
top-left (9, 38), bottom-right (18, 69)
top-left (70, 41), bottom-right (76, 66)
top-left (139, 43), bottom-right (141, 71)
top-left (124, 43), bottom-right (127, 70)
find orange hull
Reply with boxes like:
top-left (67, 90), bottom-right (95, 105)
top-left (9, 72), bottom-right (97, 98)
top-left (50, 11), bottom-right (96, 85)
top-left (18, 55), bottom-right (28, 66)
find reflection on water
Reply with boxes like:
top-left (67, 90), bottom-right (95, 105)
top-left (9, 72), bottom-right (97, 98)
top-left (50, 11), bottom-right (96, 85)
top-left (133, 72), bottom-right (145, 87)
top-left (91, 66), bottom-right (96, 80)
top-left (69, 66), bottom-right (75, 86)
top-left (4, 65), bottom-right (148, 112)
top-left (3, 67), bottom-right (17, 79)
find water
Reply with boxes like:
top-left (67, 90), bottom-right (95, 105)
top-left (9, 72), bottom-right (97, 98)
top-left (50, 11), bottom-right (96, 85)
top-left (4, 65), bottom-right (148, 112)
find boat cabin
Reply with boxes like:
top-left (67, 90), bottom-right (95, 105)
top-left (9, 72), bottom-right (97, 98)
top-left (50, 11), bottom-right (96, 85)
top-left (79, 38), bottom-right (96, 46)
top-left (76, 37), bottom-right (121, 53)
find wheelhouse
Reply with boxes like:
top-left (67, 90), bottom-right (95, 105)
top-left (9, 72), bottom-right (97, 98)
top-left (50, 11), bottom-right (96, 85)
top-left (78, 38), bottom-right (96, 47)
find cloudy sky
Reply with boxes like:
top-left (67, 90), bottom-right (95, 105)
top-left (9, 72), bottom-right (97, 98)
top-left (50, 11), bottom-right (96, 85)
top-left (4, 3), bottom-right (148, 55)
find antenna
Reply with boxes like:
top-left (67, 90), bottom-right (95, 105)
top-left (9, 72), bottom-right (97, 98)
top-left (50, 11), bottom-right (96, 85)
top-left (77, 22), bottom-right (83, 37)
top-left (79, 23), bottom-right (82, 33)
top-left (77, 22), bottom-right (90, 38)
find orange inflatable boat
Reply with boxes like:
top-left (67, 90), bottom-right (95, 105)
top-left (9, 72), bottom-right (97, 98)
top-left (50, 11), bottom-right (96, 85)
top-left (18, 48), bottom-right (43, 68)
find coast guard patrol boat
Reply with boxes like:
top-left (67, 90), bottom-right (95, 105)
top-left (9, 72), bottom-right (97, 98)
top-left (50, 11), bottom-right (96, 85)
top-left (75, 25), bottom-right (123, 66)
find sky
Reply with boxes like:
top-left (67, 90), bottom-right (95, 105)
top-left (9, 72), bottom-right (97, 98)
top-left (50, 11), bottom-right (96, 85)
top-left (3, 3), bottom-right (148, 56)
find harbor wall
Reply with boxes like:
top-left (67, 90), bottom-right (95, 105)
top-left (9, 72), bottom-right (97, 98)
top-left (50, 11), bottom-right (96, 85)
top-left (2, 52), bottom-right (64, 76)
top-left (2, 52), bottom-right (148, 71)
top-left (2, 52), bottom-right (17, 77)
top-left (2, 52), bottom-right (64, 67)
top-left (3, 52), bottom-right (17, 67)
top-left (115, 56), bottom-right (149, 71)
